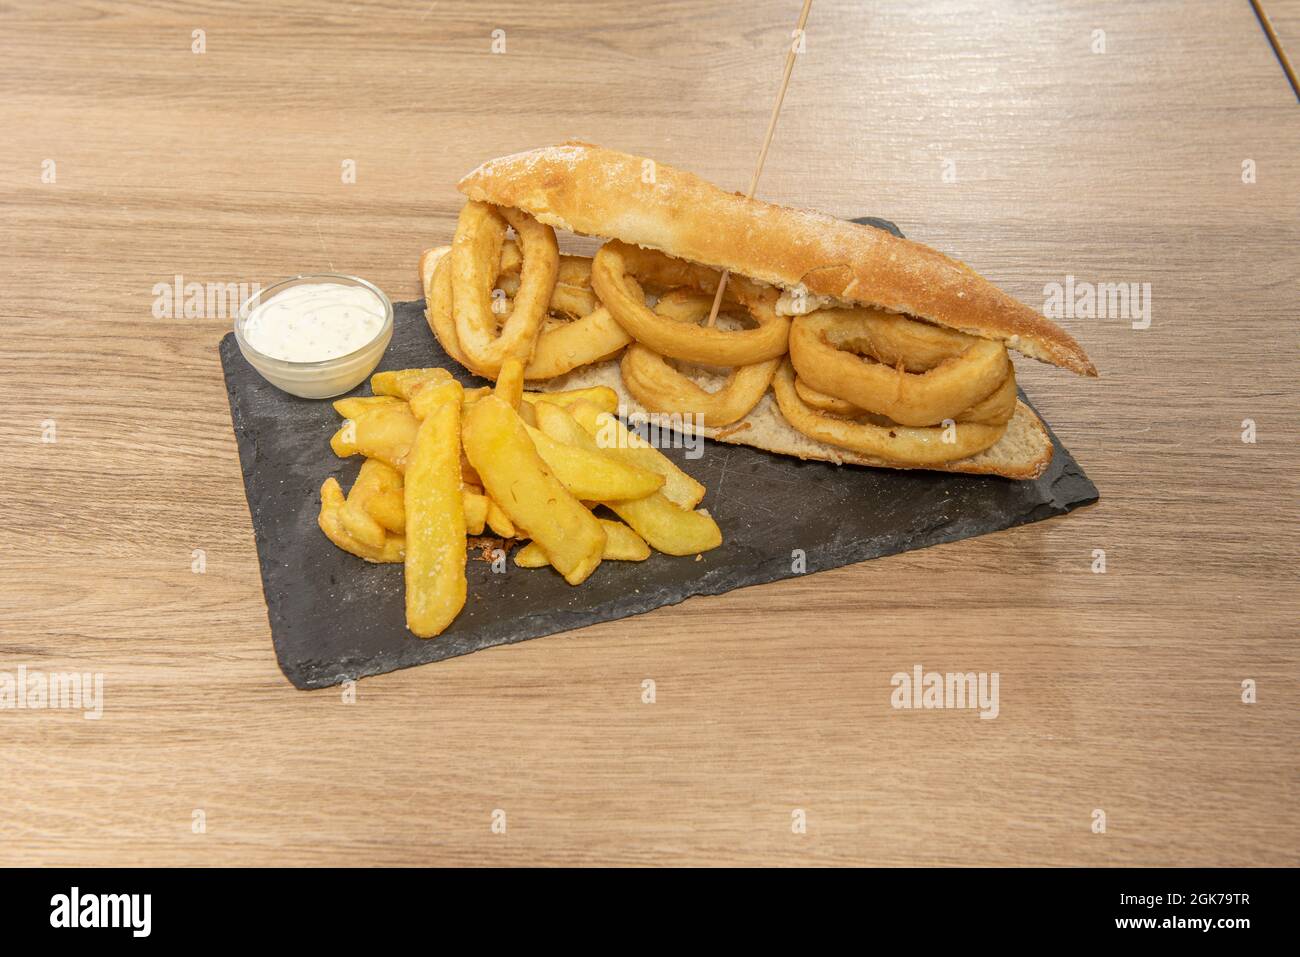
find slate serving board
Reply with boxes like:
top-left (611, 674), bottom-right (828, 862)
top-left (221, 218), bottom-right (1097, 689)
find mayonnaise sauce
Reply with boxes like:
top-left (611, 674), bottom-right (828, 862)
top-left (243, 282), bottom-right (387, 362)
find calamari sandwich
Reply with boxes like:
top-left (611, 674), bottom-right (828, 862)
top-left (420, 142), bottom-right (1095, 479)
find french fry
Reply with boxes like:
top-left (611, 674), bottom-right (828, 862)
top-left (371, 367), bottom-right (453, 398)
top-left (403, 382), bottom-right (467, 638)
top-left (333, 395), bottom-right (405, 419)
top-left (462, 395), bottom-right (605, 584)
top-left (319, 341), bottom-right (719, 636)
top-left (329, 425), bottom-right (358, 458)
top-left (484, 499), bottom-right (516, 538)
top-left (318, 478), bottom-right (404, 563)
top-left (330, 403), bottom-right (420, 471)
top-left (521, 385), bottom-right (619, 415)
top-left (523, 421), bottom-right (664, 501)
top-left (409, 375), bottom-right (471, 421)
top-left (598, 518), bottom-right (653, 560)
top-left (566, 401), bottom-right (706, 508)
top-left (364, 485), bottom-right (500, 538)
top-left (494, 358), bottom-right (525, 409)
top-left (340, 458), bottom-right (401, 548)
top-left (533, 402), bottom-right (720, 556)
top-left (365, 487), bottom-right (406, 534)
top-left (603, 493), bottom-right (721, 557)
top-left (515, 519), bottom-right (650, 568)
top-left (462, 490), bottom-right (489, 535)
top-left (460, 453), bottom-right (481, 487)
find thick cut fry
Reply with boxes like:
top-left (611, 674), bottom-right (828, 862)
top-left (515, 519), bottom-right (650, 568)
top-left (494, 358), bottom-right (525, 409)
top-left (371, 367), bottom-right (452, 399)
top-left (564, 401), bottom-right (706, 509)
top-left (602, 495), bottom-right (721, 556)
top-left (340, 500), bottom-right (386, 548)
top-left (409, 377), bottom-right (468, 421)
top-left (523, 421), bottom-right (664, 501)
top-left (333, 395), bottom-right (405, 419)
top-left (365, 487), bottom-right (406, 534)
top-left (532, 403), bottom-right (720, 556)
top-left (461, 490), bottom-right (489, 535)
top-left (318, 478), bottom-right (404, 563)
top-left (484, 499), bottom-right (516, 538)
top-left (521, 386), bottom-right (619, 414)
top-left (593, 519), bottom-right (652, 560)
top-left (363, 485), bottom-right (495, 537)
top-left (330, 404), bottom-right (420, 470)
top-left (403, 385), bottom-right (467, 638)
top-left (341, 458), bottom-right (402, 548)
top-left (462, 395), bottom-right (605, 584)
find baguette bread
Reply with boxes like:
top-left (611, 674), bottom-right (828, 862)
top-left (420, 246), bottom-right (1055, 479)
top-left (458, 141), bottom-right (1096, 377)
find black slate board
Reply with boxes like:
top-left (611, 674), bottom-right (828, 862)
top-left (221, 218), bottom-right (1097, 689)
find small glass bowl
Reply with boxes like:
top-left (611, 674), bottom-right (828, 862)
top-left (234, 274), bottom-right (394, 399)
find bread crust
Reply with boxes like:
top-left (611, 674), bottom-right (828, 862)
top-left (458, 141), bottom-right (1097, 377)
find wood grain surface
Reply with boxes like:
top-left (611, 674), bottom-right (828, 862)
top-left (1, 0), bottom-right (1296, 867)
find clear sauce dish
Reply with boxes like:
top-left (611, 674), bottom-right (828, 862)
top-left (235, 274), bottom-right (393, 399)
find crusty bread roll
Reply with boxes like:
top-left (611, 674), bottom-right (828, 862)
top-left (458, 141), bottom-right (1096, 377)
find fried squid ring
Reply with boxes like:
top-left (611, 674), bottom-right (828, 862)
top-left (591, 240), bottom-right (789, 366)
top-left (496, 242), bottom-right (632, 378)
top-left (498, 241), bottom-right (599, 318)
top-left (794, 377), bottom-right (863, 417)
top-left (428, 239), bottom-right (630, 381)
top-left (773, 361), bottom-right (1007, 464)
top-left (953, 370), bottom-right (1018, 425)
top-left (794, 370), bottom-right (1018, 425)
top-left (450, 201), bottom-right (559, 375)
top-left (788, 308), bottom-right (1012, 426)
top-left (426, 250), bottom-right (490, 377)
top-left (525, 308), bottom-right (632, 380)
top-left (619, 291), bottom-right (779, 427)
top-left (622, 345), bottom-right (780, 427)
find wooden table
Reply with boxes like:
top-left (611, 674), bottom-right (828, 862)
top-left (2, 0), bottom-right (1296, 867)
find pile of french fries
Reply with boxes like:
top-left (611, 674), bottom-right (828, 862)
top-left (318, 359), bottom-right (723, 637)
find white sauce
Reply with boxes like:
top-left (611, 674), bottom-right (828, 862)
top-left (243, 282), bottom-right (386, 362)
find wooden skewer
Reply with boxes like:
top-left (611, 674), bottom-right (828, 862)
top-left (1250, 0), bottom-right (1300, 102)
top-left (706, 0), bottom-right (814, 328)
